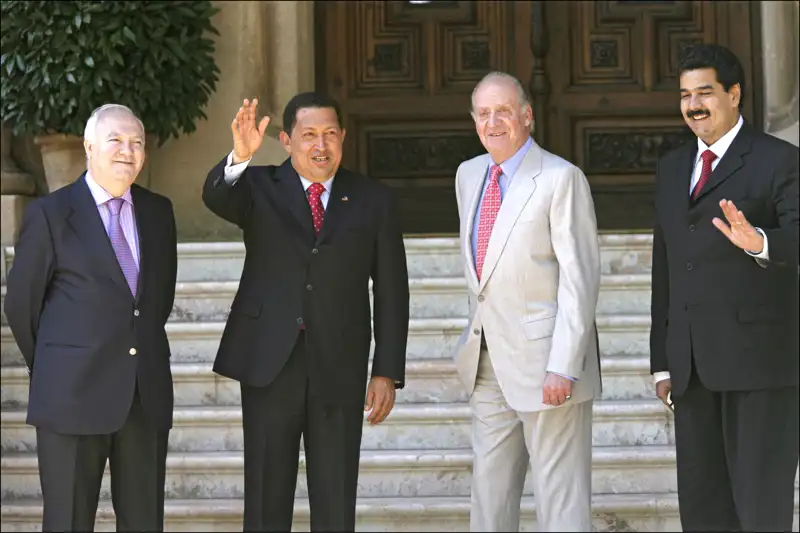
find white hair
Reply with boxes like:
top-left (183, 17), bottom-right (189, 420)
top-left (83, 104), bottom-right (145, 143)
top-left (470, 71), bottom-right (534, 132)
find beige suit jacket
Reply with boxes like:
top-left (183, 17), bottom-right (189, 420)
top-left (453, 140), bottom-right (602, 412)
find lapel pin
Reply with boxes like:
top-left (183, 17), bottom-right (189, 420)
top-left (341, 195), bottom-right (349, 202)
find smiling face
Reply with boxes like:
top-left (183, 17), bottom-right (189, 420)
top-left (471, 77), bottom-right (533, 164)
top-left (84, 110), bottom-right (145, 196)
top-left (280, 106), bottom-right (345, 183)
top-left (680, 67), bottom-right (741, 146)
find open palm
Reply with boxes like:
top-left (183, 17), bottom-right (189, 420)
top-left (232, 98), bottom-right (270, 163)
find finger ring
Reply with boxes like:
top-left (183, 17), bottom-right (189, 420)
top-left (735, 221), bottom-right (743, 225)
top-left (565, 395), bottom-right (571, 401)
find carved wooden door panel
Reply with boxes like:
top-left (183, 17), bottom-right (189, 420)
top-left (538, 1), bottom-right (761, 230)
top-left (316, 0), bottom-right (532, 234)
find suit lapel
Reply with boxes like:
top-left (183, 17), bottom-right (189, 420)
top-left (692, 122), bottom-right (754, 204)
top-left (671, 142), bottom-right (697, 214)
top-left (65, 175), bottom-right (131, 295)
top-left (130, 185), bottom-right (152, 304)
top-left (463, 158), bottom-right (488, 292)
top-left (272, 159), bottom-right (315, 240)
top-left (479, 144), bottom-right (542, 291)
top-left (318, 170), bottom-right (355, 244)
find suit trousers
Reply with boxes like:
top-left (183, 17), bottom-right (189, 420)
top-left (240, 331), bottom-right (365, 532)
top-left (469, 348), bottom-right (593, 532)
top-left (673, 360), bottom-right (799, 532)
top-left (36, 383), bottom-right (169, 532)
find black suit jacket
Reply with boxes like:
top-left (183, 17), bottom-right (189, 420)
top-left (650, 121), bottom-right (799, 395)
top-left (202, 157), bottom-right (409, 405)
top-left (4, 175), bottom-right (177, 434)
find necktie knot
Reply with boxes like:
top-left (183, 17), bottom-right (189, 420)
top-left (107, 197), bottom-right (124, 216)
top-left (701, 150), bottom-right (717, 165)
top-left (489, 165), bottom-right (502, 183)
top-left (308, 183), bottom-right (325, 198)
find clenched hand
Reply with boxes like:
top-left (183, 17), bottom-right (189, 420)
top-left (543, 372), bottom-right (574, 406)
top-left (365, 376), bottom-right (396, 425)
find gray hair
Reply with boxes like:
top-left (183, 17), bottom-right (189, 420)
top-left (470, 71), bottom-right (532, 113)
top-left (83, 104), bottom-right (145, 143)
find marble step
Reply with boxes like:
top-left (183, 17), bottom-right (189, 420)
top-left (0, 274), bottom-right (651, 329)
top-left (1, 446), bottom-right (680, 502)
top-left (0, 493), bottom-right (696, 532)
top-left (1, 400), bottom-right (675, 454)
top-left (1, 234), bottom-right (653, 285)
top-left (1, 355), bottom-right (658, 410)
top-left (165, 274), bottom-right (650, 323)
top-left (1, 314), bottom-right (651, 367)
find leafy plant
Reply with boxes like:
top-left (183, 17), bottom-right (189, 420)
top-left (0, 0), bottom-right (221, 145)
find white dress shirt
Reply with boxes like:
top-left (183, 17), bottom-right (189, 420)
top-left (84, 171), bottom-right (140, 268)
top-left (654, 115), bottom-right (770, 385)
top-left (223, 152), bottom-right (335, 207)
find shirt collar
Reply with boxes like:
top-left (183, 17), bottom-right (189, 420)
top-left (298, 174), bottom-right (335, 194)
top-left (493, 136), bottom-right (534, 180)
top-left (84, 171), bottom-right (133, 207)
top-left (696, 115), bottom-right (744, 162)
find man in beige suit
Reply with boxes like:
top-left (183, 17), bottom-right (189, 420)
top-left (454, 71), bottom-right (602, 532)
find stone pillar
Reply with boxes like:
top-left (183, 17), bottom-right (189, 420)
top-left (761, 1), bottom-right (799, 146)
top-left (1, 125), bottom-right (37, 247)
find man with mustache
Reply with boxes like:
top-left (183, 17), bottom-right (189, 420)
top-left (650, 44), bottom-right (799, 531)
top-left (202, 93), bottom-right (409, 531)
top-left (4, 104), bottom-right (178, 531)
top-left (453, 71), bottom-right (602, 531)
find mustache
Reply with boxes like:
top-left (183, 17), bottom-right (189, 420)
top-left (687, 109), bottom-right (710, 119)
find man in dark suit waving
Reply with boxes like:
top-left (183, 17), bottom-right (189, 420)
top-left (650, 44), bottom-right (799, 531)
top-left (4, 104), bottom-right (178, 531)
top-left (202, 93), bottom-right (409, 531)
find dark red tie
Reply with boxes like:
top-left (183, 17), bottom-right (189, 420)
top-left (307, 183), bottom-right (325, 235)
top-left (692, 149), bottom-right (717, 200)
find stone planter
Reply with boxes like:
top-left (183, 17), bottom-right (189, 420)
top-left (33, 133), bottom-right (86, 193)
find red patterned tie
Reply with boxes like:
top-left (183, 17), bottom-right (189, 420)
top-left (475, 165), bottom-right (503, 281)
top-left (692, 149), bottom-right (717, 199)
top-left (307, 183), bottom-right (325, 235)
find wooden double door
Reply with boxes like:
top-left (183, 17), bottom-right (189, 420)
top-left (316, 1), bottom-right (762, 234)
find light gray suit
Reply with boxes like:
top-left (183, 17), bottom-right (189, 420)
top-left (454, 139), bottom-right (602, 531)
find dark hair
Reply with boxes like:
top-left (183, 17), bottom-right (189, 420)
top-left (282, 92), bottom-right (343, 134)
top-left (677, 44), bottom-right (745, 110)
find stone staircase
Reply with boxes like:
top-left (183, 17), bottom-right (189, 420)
top-left (1, 235), bottom-right (797, 532)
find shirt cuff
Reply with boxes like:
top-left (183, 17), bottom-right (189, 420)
top-left (746, 227), bottom-right (769, 261)
top-left (548, 371), bottom-right (578, 382)
top-left (223, 151), bottom-right (251, 185)
top-left (653, 371), bottom-right (671, 384)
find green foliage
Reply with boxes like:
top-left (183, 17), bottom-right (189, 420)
top-left (0, 0), bottom-right (221, 145)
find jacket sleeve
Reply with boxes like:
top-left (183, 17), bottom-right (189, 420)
top-left (761, 147), bottom-right (799, 268)
top-left (649, 163), bottom-right (670, 374)
top-left (546, 166), bottom-right (601, 379)
top-left (3, 201), bottom-right (55, 371)
top-left (369, 189), bottom-right (410, 388)
top-left (202, 155), bottom-right (254, 228)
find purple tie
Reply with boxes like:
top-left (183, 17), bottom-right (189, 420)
top-left (107, 198), bottom-right (138, 297)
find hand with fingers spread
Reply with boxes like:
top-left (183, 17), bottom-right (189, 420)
top-left (542, 372), bottom-right (574, 407)
top-left (231, 98), bottom-right (271, 164)
top-left (364, 376), bottom-right (396, 425)
top-left (712, 199), bottom-right (765, 254)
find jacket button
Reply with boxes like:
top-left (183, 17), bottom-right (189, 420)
top-left (477, 295), bottom-right (485, 302)
top-left (686, 262), bottom-right (693, 271)
top-left (133, 309), bottom-right (140, 317)
top-left (311, 248), bottom-right (319, 254)
top-left (689, 224), bottom-right (695, 232)
top-left (473, 328), bottom-right (480, 335)
top-left (297, 317), bottom-right (304, 325)
top-left (129, 348), bottom-right (137, 356)
top-left (306, 284), bottom-right (313, 291)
